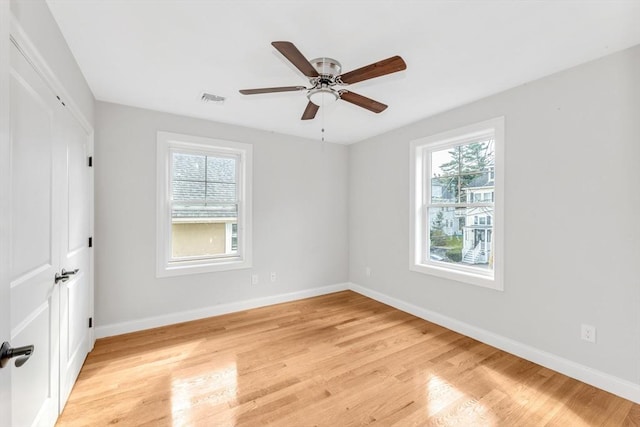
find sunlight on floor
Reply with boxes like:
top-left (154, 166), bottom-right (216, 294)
top-left (425, 373), bottom-right (498, 426)
top-left (426, 374), bottom-right (464, 415)
top-left (170, 360), bottom-right (238, 426)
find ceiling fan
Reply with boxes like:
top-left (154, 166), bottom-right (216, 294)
top-left (239, 41), bottom-right (407, 120)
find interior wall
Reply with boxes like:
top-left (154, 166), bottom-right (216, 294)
top-left (348, 45), bottom-right (640, 385)
top-left (94, 101), bottom-right (349, 328)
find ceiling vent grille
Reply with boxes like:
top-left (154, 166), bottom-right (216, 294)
top-left (200, 92), bottom-right (226, 104)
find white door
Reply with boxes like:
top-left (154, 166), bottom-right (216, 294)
top-left (9, 40), bottom-right (61, 427)
top-left (8, 40), bottom-right (93, 426)
top-left (57, 99), bottom-right (92, 409)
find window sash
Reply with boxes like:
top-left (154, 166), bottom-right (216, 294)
top-left (157, 131), bottom-right (252, 277)
top-left (421, 136), bottom-right (496, 276)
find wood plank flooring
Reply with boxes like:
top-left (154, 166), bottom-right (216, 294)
top-left (56, 291), bottom-right (639, 426)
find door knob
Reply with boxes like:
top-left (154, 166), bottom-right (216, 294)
top-left (0, 342), bottom-right (34, 368)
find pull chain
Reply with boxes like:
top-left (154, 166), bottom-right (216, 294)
top-left (321, 94), bottom-right (326, 143)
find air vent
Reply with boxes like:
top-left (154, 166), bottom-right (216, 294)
top-left (200, 92), bottom-right (226, 104)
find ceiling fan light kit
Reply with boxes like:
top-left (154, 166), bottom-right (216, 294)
top-left (308, 87), bottom-right (338, 107)
top-left (239, 41), bottom-right (406, 121)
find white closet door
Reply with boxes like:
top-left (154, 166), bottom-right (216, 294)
top-left (57, 98), bottom-right (92, 409)
top-left (9, 41), bottom-right (61, 427)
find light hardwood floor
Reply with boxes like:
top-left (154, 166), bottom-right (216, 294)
top-left (57, 291), bottom-right (639, 426)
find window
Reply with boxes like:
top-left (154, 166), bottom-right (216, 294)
top-left (157, 132), bottom-right (252, 277)
top-left (410, 117), bottom-right (504, 290)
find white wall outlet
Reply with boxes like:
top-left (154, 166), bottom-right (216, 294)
top-left (581, 324), bottom-right (596, 343)
top-left (251, 274), bottom-right (259, 285)
top-left (365, 267), bottom-right (371, 277)
top-left (270, 272), bottom-right (277, 282)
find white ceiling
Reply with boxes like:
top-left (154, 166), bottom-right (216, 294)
top-left (46, 0), bottom-right (640, 144)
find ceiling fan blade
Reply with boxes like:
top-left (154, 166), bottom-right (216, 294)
top-left (239, 86), bottom-right (306, 95)
top-left (301, 101), bottom-right (319, 120)
top-left (338, 55), bottom-right (407, 85)
top-left (339, 91), bottom-right (388, 113)
top-left (272, 41), bottom-right (319, 78)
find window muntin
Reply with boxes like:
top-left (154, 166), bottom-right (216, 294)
top-left (410, 117), bottom-right (504, 290)
top-left (157, 132), bottom-right (252, 277)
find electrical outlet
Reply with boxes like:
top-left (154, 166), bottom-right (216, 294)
top-left (270, 272), bottom-right (277, 282)
top-left (365, 267), bottom-right (371, 277)
top-left (581, 324), bottom-right (596, 343)
top-left (251, 274), bottom-right (259, 285)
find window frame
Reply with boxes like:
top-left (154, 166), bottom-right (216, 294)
top-left (409, 117), bottom-right (504, 291)
top-left (156, 131), bottom-right (252, 277)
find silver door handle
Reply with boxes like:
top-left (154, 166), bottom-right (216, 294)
top-left (55, 268), bottom-right (79, 284)
top-left (61, 268), bottom-right (79, 276)
top-left (55, 272), bottom-right (69, 284)
top-left (0, 342), bottom-right (34, 368)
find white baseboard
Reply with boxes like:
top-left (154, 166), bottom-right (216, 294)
top-left (95, 282), bottom-right (349, 339)
top-left (347, 282), bottom-right (640, 404)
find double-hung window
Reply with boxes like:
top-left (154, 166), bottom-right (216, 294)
top-left (157, 132), bottom-right (252, 277)
top-left (410, 117), bottom-right (504, 290)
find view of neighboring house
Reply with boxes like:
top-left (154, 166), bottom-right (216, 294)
top-left (429, 141), bottom-right (494, 269)
top-left (171, 152), bottom-right (238, 259)
top-left (461, 171), bottom-right (494, 266)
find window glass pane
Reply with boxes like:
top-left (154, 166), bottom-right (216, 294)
top-left (173, 153), bottom-right (205, 181)
top-left (171, 204), bottom-right (238, 259)
top-left (431, 176), bottom-right (461, 203)
top-left (172, 153), bottom-right (206, 201)
top-left (172, 180), bottom-right (205, 201)
top-left (461, 138), bottom-right (494, 173)
top-left (427, 207), bottom-right (464, 262)
top-left (428, 206), bottom-right (493, 271)
top-left (172, 204), bottom-right (237, 220)
top-left (460, 171), bottom-right (494, 205)
top-left (431, 141), bottom-right (495, 204)
top-left (206, 157), bottom-right (236, 183)
top-left (431, 141), bottom-right (494, 176)
top-left (172, 153), bottom-right (238, 203)
top-left (431, 146), bottom-right (461, 177)
top-left (231, 223), bottom-right (238, 252)
top-left (206, 182), bottom-right (237, 203)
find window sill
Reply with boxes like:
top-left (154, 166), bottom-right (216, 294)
top-left (410, 262), bottom-right (503, 291)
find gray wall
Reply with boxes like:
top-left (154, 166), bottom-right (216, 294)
top-left (348, 45), bottom-right (640, 385)
top-left (95, 101), bottom-right (349, 327)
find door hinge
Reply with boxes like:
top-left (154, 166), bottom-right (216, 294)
top-left (88, 156), bottom-right (93, 167)
top-left (89, 317), bottom-right (93, 328)
top-left (88, 237), bottom-right (93, 248)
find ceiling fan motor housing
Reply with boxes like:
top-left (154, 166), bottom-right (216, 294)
top-left (310, 57), bottom-right (342, 77)
top-left (307, 57), bottom-right (342, 105)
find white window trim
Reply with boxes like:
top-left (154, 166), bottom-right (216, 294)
top-left (156, 131), bottom-right (252, 277)
top-left (409, 117), bottom-right (504, 291)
